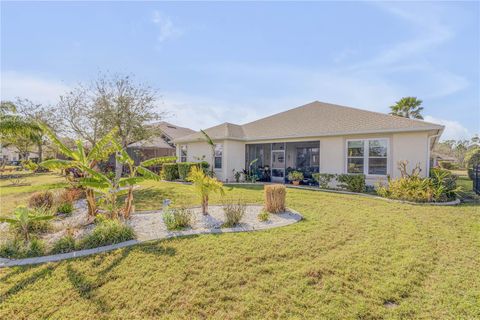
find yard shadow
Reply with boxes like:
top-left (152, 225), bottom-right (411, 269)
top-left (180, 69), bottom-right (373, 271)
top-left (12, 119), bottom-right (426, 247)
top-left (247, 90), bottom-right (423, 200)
top-left (0, 265), bottom-right (55, 303)
top-left (224, 184), bottom-right (264, 191)
top-left (135, 241), bottom-right (177, 257)
top-left (66, 264), bottom-right (112, 313)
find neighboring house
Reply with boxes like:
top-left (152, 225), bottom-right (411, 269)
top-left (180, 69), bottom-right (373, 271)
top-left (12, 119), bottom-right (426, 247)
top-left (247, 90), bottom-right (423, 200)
top-left (431, 152), bottom-right (457, 168)
top-left (174, 101), bottom-right (444, 185)
top-left (127, 122), bottom-right (195, 163)
top-left (0, 145), bottom-right (39, 164)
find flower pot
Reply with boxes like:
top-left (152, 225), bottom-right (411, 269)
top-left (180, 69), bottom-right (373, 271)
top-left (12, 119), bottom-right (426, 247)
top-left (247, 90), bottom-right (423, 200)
top-left (292, 181), bottom-right (300, 186)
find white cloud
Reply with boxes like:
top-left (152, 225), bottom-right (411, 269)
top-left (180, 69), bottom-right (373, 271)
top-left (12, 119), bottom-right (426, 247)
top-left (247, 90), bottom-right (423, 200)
top-left (152, 10), bottom-right (182, 42)
top-left (424, 115), bottom-right (472, 141)
top-left (0, 71), bottom-right (70, 104)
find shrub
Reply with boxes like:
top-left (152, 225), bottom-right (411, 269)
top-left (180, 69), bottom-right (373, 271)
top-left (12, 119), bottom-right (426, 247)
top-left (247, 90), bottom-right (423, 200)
top-left (0, 206), bottom-right (54, 241)
top-left (288, 171), bottom-right (304, 182)
top-left (0, 238), bottom-right (46, 259)
top-left (163, 163), bottom-right (179, 181)
top-left (468, 168), bottom-right (475, 181)
top-left (377, 168), bottom-right (459, 203)
top-left (312, 173), bottom-right (336, 189)
top-left (22, 159), bottom-right (39, 172)
top-left (28, 191), bottom-right (54, 209)
top-left (199, 161), bottom-right (210, 174)
top-left (438, 161), bottom-right (454, 170)
top-left (337, 174), bottom-right (366, 193)
top-left (464, 147), bottom-right (480, 171)
top-left (57, 202), bottom-right (74, 215)
top-left (222, 200), bottom-right (246, 227)
top-left (163, 207), bottom-right (193, 230)
top-left (264, 184), bottom-right (286, 213)
top-left (79, 219), bottom-right (135, 249)
top-left (257, 209), bottom-right (270, 222)
top-left (27, 238), bottom-right (46, 257)
top-left (59, 188), bottom-right (84, 203)
top-left (50, 235), bottom-right (76, 254)
top-left (178, 162), bottom-right (199, 181)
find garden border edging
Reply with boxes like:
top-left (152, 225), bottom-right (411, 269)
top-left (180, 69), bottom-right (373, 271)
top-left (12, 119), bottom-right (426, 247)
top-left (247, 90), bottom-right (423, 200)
top-left (0, 207), bottom-right (303, 268)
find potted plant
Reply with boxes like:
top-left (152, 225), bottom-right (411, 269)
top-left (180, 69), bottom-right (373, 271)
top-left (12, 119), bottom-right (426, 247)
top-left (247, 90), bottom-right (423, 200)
top-left (288, 171), bottom-right (304, 186)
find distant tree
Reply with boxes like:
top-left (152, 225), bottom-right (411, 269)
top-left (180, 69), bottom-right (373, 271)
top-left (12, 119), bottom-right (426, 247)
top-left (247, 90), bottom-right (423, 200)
top-left (0, 100), bottom-right (43, 161)
top-left (389, 97), bottom-right (424, 119)
top-left (57, 73), bottom-right (165, 180)
top-left (12, 99), bottom-right (57, 162)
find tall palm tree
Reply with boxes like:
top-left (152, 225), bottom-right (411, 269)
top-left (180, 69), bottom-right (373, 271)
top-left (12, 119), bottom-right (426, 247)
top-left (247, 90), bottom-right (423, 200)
top-left (389, 97), bottom-right (424, 119)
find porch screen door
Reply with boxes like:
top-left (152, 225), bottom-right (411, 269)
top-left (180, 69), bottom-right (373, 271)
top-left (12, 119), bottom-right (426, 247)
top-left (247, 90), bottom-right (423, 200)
top-left (271, 150), bottom-right (285, 183)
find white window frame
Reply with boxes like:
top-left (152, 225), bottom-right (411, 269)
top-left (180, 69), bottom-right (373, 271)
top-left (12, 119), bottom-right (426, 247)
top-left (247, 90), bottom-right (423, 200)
top-left (345, 138), bottom-right (389, 176)
top-left (214, 143), bottom-right (223, 170)
top-left (180, 145), bottom-right (187, 163)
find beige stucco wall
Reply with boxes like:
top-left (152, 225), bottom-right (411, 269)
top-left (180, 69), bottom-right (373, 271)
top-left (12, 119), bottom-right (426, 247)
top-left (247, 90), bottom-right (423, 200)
top-left (178, 130), bottom-right (432, 184)
top-left (224, 140), bottom-right (246, 182)
top-left (177, 140), bottom-right (246, 182)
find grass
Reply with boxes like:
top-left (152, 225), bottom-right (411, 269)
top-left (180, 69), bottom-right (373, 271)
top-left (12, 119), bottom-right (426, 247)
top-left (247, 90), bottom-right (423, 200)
top-left (0, 173), bottom-right (67, 216)
top-left (0, 178), bottom-right (479, 319)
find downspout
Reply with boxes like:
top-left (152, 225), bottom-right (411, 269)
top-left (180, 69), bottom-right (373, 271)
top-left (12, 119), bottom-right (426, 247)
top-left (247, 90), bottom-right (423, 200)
top-left (426, 132), bottom-right (441, 176)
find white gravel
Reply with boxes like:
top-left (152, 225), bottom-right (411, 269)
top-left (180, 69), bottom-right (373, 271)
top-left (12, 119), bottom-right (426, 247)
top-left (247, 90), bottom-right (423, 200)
top-left (129, 205), bottom-right (302, 241)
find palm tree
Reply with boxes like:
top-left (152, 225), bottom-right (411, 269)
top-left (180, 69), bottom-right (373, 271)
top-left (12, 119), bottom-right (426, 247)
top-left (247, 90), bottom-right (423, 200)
top-left (84, 148), bottom-right (171, 219)
top-left (187, 166), bottom-right (224, 214)
top-left (40, 124), bottom-right (120, 217)
top-left (0, 206), bottom-right (54, 241)
top-left (389, 97), bottom-right (424, 119)
top-left (200, 129), bottom-right (216, 176)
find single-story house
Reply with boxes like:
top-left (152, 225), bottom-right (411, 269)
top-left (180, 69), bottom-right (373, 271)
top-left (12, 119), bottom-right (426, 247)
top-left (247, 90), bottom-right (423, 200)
top-left (127, 121), bottom-right (195, 163)
top-left (174, 101), bottom-right (444, 185)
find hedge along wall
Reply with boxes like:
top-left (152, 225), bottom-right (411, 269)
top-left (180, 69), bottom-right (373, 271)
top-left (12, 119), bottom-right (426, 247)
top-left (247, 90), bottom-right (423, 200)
top-left (178, 162), bottom-right (200, 180)
top-left (163, 163), bottom-right (179, 181)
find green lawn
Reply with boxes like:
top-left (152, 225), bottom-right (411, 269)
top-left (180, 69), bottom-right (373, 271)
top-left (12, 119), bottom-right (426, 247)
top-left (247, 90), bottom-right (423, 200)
top-left (0, 173), bottom-right (67, 216)
top-left (0, 177), bottom-right (479, 319)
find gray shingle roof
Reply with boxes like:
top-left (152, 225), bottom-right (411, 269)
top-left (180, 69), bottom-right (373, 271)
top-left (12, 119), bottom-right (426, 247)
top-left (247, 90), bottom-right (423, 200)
top-left (175, 101), bottom-right (444, 143)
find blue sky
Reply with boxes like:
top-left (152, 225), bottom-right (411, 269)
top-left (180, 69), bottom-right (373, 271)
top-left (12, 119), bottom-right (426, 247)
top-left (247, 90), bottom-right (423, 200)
top-left (1, 1), bottom-right (479, 140)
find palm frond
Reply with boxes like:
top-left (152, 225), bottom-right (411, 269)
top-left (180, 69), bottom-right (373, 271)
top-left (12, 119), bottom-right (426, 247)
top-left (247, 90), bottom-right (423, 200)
top-left (200, 129), bottom-right (214, 147)
top-left (137, 166), bottom-right (161, 181)
top-left (119, 177), bottom-right (145, 187)
top-left (79, 177), bottom-right (111, 190)
top-left (87, 127), bottom-right (119, 161)
top-left (39, 159), bottom-right (76, 170)
top-left (39, 122), bottom-right (78, 160)
top-left (140, 156), bottom-right (177, 167)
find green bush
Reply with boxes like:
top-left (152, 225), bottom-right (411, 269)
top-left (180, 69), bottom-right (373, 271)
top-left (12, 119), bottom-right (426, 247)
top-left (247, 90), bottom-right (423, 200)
top-left (198, 161), bottom-right (210, 174)
top-left (0, 238), bottom-right (46, 259)
top-left (465, 147), bottom-right (480, 179)
top-left (222, 200), bottom-right (246, 227)
top-left (50, 235), bottom-right (76, 254)
top-left (377, 168), bottom-right (459, 203)
top-left (337, 174), bottom-right (366, 193)
top-left (162, 207), bottom-right (193, 230)
top-left (28, 191), bottom-right (54, 209)
top-left (178, 162), bottom-right (199, 181)
top-left (57, 202), bottom-right (74, 215)
top-left (438, 161), bottom-right (455, 170)
top-left (312, 173), bottom-right (336, 189)
top-left (257, 209), bottom-right (270, 222)
top-left (287, 171), bottom-right (304, 182)
top-left (162, 163), bottom-right (179, 181)
top-left (79, 219), bottom-right (135, 249)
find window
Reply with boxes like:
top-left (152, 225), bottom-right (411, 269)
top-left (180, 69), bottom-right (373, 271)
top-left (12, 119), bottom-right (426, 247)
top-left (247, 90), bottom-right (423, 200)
top-left (180, 145), bottom-right (187, 162)
top-left (214, 144), bottom-right (223, 169)
top-left (347, 139), bottom-right (388, 175)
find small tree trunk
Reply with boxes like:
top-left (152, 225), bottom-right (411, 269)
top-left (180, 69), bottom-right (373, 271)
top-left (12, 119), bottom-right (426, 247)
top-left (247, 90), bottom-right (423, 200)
top-left (202, 195), bottom-right (209, 215)
top-left (124, 187), bottom-right (134, 219)
top-left (115, 152), bottom-right (123, 184)
top-left (85, 188), bottom-right (97, 217)
top-left (37, 142), bottom-right (43, 164)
